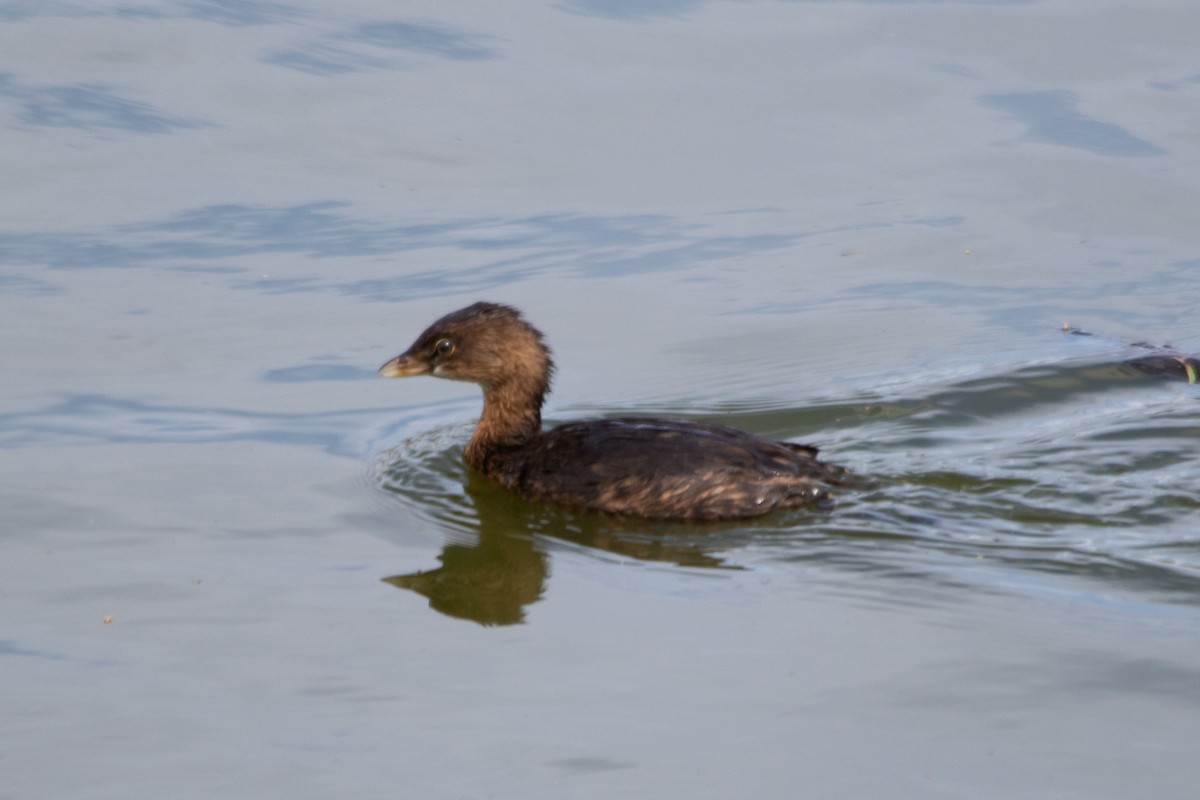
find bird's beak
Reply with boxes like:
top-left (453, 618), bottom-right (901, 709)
top-left (378, 352), bottom-right (429, 378)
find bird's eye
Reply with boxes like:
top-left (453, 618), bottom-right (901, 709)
top-left (434, 338), bottom-right (454, 357)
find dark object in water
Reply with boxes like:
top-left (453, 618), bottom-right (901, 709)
top-left (1123, 355), bottom-right (1199, 384)
top-left (1064, 323), bottom-right (1199, 384)
top-left (379, 302), bottom-right (849, 520)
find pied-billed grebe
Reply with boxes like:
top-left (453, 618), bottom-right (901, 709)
top-left (379, 302), bottom-right (849, 520)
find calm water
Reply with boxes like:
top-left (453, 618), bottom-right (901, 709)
top-left (4, 2), bottom-right (1200, 798)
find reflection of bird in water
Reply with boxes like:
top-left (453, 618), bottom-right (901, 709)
top-left (381, 473), bottom-right (736, 626)
top-left (379, 302), bottom-right (849, 520)
top-left (383, 470), bottom-right (551, 626)
top-left (383, 536), bottom-right (545, 627)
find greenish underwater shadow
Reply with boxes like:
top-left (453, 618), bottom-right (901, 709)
top-left (381, 470), bottom-right (772, 626)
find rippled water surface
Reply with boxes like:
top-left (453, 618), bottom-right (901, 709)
top-left (4, 2), bottom-right (1200, 799)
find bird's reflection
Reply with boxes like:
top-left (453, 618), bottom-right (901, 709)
top-left (382, 471), bottom-right (736, 626)
top-left (382, 523), bottom-right (544, 626)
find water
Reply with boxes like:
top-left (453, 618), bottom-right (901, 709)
top-left (4, 2), bottom-right (1200, 798)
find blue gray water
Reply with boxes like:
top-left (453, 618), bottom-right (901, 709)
top-left (3, 2), bottom-right (1200, 798)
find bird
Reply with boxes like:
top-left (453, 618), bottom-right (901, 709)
top-left (379, 302), bottom-right (848, 520)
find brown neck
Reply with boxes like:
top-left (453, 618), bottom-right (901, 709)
top-left (463, 378), bottom-right (545, 469)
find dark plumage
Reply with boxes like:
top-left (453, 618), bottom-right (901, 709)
top-left (379, 302), bottom-right (849, 520)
